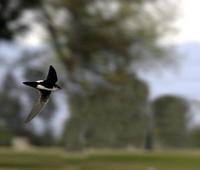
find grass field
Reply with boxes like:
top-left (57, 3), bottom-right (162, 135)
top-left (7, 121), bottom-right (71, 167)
top-left (0, 149), bottom-right (200, 170)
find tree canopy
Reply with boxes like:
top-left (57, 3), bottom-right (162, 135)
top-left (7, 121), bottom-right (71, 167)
top-left (152, 95), bottom-right (189, 147)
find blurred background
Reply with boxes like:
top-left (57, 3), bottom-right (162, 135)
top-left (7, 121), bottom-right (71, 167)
top-left (0, 0), bottom-right (200, 155)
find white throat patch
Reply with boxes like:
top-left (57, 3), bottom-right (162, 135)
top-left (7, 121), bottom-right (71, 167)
top-left (37, 85), bottom-right (58, 91)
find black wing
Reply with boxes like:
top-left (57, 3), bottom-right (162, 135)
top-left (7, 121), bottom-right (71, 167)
top-left (25, 90), bottom-right (51, 123)
top-left (46, 65), bottom-right (58, 83)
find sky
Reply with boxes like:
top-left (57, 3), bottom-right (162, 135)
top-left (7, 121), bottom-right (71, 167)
top-left (138, 0), bottom-right (200, 102)
top-left (173, 0), bottom-right (200, 44)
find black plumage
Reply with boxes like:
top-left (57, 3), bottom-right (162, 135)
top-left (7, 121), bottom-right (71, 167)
top-left (23, 65), bottom-right (61, 123)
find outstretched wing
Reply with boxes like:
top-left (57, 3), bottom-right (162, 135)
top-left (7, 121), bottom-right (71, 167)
top-left (25, 90), bottom-right (51, 123)
top-left (46, 65), bottom-right (57, 83)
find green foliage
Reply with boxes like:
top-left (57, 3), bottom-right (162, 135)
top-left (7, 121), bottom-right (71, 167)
top-left (0, 0), bottom-right (40, 40)
top-left (39, 0), bottom-right (176, 75)
top-left (63, 74), bottom-right (149, 150)
top-left (0, 126), bottom-right (13, 146)
top-left (187, 128), bottom-right (200, 147)
top-left (152, 95), bottom-right (189, 148)
top-left (0, 73), bottom-right (25, 135)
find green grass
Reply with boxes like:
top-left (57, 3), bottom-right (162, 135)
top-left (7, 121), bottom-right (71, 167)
top-left (0, 149), bottom-right (66, 170)
top-left (0, 149), bottom-right (200, 170)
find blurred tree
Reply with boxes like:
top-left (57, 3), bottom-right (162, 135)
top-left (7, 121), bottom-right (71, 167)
top-left (152, 95), bottom-right (189, 148)
top-left (63, 74), bottom-right (149, 150)
top-left (0, 72), bottom-right (38, 145)
top-left (0, 126), bottom-right (13, 146)
top-left (188, 127), bottom-right (200, 147)
top-left (40, 0), bottom-right (176, 76)
top-left (36, 0), bottom-right (178, 149)
top-left (0, 65), bottom-right (58, 146)
top-left (0, 0), bottom-right (60, 145)
top-left (0, 73), bottom-right (24, 135)
top-left (0, 0), bottom-right (40, 40)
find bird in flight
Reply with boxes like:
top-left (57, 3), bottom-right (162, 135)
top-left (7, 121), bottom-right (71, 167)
top-left (23, 65), bottom-right (61, 123)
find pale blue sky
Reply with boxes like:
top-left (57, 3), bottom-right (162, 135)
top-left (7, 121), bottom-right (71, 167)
top-left (139, 43), bottom-right (200, 100)
top-left (139, 0), bottom-right (200, 102)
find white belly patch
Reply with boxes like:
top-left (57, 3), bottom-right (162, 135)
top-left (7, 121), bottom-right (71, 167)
top-left (36, 80), bottom-right (44, 83)
top-left (37, 85), bottom-right (58, 91)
